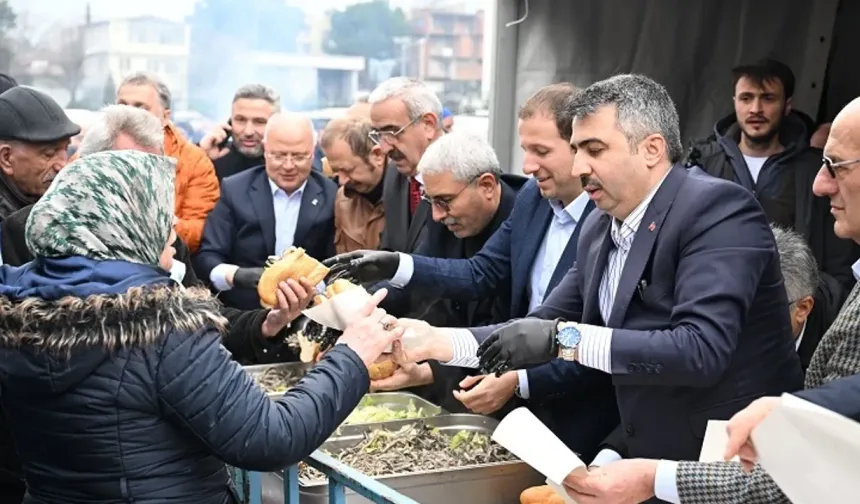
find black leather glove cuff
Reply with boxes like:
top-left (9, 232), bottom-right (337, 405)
top-left (233, 268), bottom-right (263, 289)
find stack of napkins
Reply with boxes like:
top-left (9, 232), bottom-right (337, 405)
top-left (492, 407), bottom-right (584, 504)
top-left (752, 393), bottom-right (860, 504)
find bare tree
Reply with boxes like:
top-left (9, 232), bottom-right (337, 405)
top-left (47, 26), bottom-right (86, 106)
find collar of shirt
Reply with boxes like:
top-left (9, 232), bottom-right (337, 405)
top-left (610, 169), bottom-right (673, 250)
top-left (795, 320), bottom-right (807, 350)
top-left (412, 172), bottom-right (424, 187)
top-left (269, 178), bottom-right (308, 198)
top-left (853, 258), bottom-right (860, 281)
top-left (548, 190), bottom-right (591, 225)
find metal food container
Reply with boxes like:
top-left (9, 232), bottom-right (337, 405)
top-left (339, 392), bottom-right (444, 429)
top-left (243, 362), bottom-right (313, 399)
top-left (262, 414), bottom-right (543, 504)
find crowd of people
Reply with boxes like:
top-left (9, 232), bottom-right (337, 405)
top-left (0, 56), bottom-right (855, 504)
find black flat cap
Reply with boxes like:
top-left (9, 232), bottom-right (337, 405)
top-left (0, 86), bottom-right (81, 143)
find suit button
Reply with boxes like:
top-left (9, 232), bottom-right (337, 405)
top-left (655, 363), bottom-right (663, 373)
top-left (625, 424), bottom-right (635, 436)
top-left (627, 364), bottom-right (637, 373)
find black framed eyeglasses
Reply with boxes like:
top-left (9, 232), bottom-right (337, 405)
top-left (822, 154), bottom-right (860, 178)
top-left (368, 117), bottom-right (420, 146)
top-left (421, 175), bottom-right (481, 212)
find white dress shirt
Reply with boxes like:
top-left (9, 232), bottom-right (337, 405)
top-left (209, 179), bottom-right (307, 291)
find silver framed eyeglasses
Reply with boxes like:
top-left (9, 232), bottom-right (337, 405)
top-left (822, 154), bottom-right (860, 178)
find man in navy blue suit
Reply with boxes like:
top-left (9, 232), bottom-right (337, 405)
top-left (324, 83), bottom-right (618, 460)
top-left (195, 112), bottom-right (337, 310)
top-left (465, 74), bottom-right (803, 466)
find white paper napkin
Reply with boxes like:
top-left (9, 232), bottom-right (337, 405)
top-left (492, 407), bottom-right (587, 485)
top-left (699, 420), bottom-right (739, 462)
top-left (302, 286), bottom-right (373, 331)
top-left (753, 393), bottom-right (860, 504)
top-left (545, 479), bottom-right (579, 504)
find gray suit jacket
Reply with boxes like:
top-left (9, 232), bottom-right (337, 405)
top-left (677, 283), bottom-right (860, 503)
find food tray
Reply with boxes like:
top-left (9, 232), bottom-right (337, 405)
top-left (243, 362), bottom-right (314, 399)
top-left (264, 414), bottom-right (543, 504)
top-left (339, 392), bottom-right (444, 429)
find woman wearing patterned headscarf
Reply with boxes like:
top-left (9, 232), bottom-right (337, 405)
top-left (0, 150), bottom-right (401, 503)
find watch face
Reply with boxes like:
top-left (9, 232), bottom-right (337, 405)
top-left (558, 325), bottom-right (582, 348)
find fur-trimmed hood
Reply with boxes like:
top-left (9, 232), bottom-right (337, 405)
top-left (0, 285), bottom-right (227, 395)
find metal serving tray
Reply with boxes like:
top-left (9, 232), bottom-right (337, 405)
top-left (264, 414), bottom-right (543, 504)
top-left (339, 392), bottom-right (444, 428)
top-left (243, 362), bottom-right (314, 399)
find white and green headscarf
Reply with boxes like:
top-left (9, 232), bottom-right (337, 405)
top-left (25, 150), bottom-right (176, 267)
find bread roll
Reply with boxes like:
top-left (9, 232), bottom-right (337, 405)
top-left (520, 485), bottom-right (565, 504)
top-left (257, 247), bottom-right (329, 308)
top-left (325, 278), bottom-right (360, 298)
top-left (297, 331), bottom-right (322, 363)
top-left (368, 358), bottom-right (397, 381)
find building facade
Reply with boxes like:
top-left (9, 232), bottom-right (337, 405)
top-left (408, 6), bottom-right (485, 108)
top-left (80, 16), bottom-right (191, 109)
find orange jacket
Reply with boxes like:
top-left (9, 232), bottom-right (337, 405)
top-left (163, 123), bottom-right (220, 252)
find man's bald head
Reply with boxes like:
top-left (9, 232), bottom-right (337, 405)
top-left (263, 112), bottom-right (314, 143)
top-left (263, 112), bottom-right (315, 194)
top-left (813, 96), bottom-right (860, 242)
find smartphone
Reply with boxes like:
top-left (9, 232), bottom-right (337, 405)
top-left (216, 118), bottom-right (233, 150)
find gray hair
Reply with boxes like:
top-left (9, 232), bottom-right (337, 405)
top-left (568, 74), bottom-right (684, 163)
top-left (233, 84), bottom-right (281, 112)
top-left (77, 104), bottom-right (164, 158)
top-left (369, 77), bottom-right (443, 123)
top-left (418, 131), bottom-right (500, 181)
top-left (772, 225), bottom-right (819, 305)
top-left (118, 72), bottom-right (172, 110)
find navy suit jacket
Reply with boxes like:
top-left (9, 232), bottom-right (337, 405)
top-left (795, 373), bottom-right (860, 421)
top-left (407, 179), bottom-right (598, 402)
top-left (195, 166), bottom-right (337, 310)
top-left (486, 165), bottom-right (804, 461)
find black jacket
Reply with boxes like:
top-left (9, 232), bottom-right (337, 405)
top-left (686, 112), bottom-right (859, 312)
top-left (389, 174), bottom-right (528, 416)
top-left (0, 281), bottom-right (367, 504)
top-left (213, 147), bottom-right (264, 182)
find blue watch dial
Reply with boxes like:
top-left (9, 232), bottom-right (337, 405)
top-left (557, 326), bottom-right (582, 348)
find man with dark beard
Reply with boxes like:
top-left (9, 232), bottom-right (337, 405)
top-left (199, 84), bottom-right (279, 181)
top-left (687, 58), bottom-right (858, 323)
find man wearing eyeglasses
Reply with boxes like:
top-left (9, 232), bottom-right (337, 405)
top-left (367, 77), bottom-right (443, 254)
top-left (195, 112), bottom-right (337, 310)
top-left (686, 58), bottom-right (859, 323)
top-left (325, 84), bottom-right (619, 459)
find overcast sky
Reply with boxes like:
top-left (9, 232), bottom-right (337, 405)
top-left (10, 0), bottom-right (483, 26)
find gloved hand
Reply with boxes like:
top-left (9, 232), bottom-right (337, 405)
top-left (232, 267), bottom-right (264, 289)
top-left (322, 250), bottom-right (400, 285)
top-left (476, 318), bottom-right (559, 375)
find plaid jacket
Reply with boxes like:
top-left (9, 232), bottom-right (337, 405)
top-left (676, 283), bottom-right (860, 503)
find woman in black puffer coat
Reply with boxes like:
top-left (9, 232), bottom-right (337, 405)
top-left (0, 150), bottom-right (401, 504)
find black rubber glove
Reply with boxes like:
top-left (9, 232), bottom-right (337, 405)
top-left (233, 267), bottom-right (264, 289)
top-left (322, 250), bottom-right (400, 285)
top-left (476, 318), bottom-right (559, 375)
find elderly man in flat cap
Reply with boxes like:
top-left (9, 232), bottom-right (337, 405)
top-left (0, 86), bottom-right (80, 222)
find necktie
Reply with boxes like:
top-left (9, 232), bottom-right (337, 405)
top-left (409, 177), bottom-right (421, 215)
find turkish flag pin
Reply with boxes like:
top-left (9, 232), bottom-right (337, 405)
top-left (648, 222), bottom-right (656, 232)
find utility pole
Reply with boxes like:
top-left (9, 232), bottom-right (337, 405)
top-left (393, 36), bottom-right (409, 77)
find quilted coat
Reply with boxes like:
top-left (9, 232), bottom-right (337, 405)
top-left (0, 258), bottom-right (369, 504)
